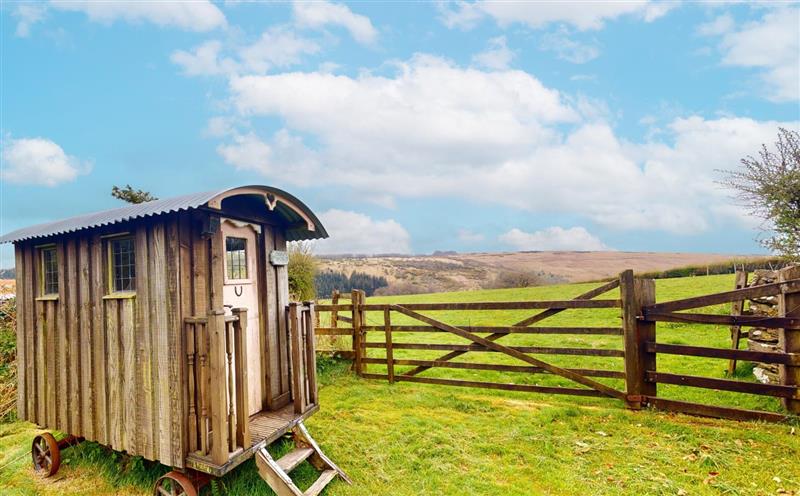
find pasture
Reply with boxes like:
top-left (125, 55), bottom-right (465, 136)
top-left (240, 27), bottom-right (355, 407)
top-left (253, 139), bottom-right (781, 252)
top-left (1, 274), bottom-right (798, 495)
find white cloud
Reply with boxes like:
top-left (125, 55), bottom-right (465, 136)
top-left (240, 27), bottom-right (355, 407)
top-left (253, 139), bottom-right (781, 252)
top-left (440, 1), bottom-right (674, 31)
top-left (700, 8), bottom-right (799, 102)
top-left (230, 55), bottom-right (578, 169)
top-left (239, 26), bottom-right (321, 73)
top-left (696, 13), bottom-right (734, 37)
top-left (171, 40), bottom-right (237, 76)
top-left (1, 136), bottom-right (91, 186)
top-left (221, 54), bottom-right (796, 235)
top-left (313, 210), bottom-right (411, 255)
top-left (540, 27), bottom-right (600, 64)
top-left (217, 129), bottom-right (320, 185)
top-left (472, 36), bottom-right (514, 70)
top-left (293, 0), bottom-right (377, 44)
top-left (216, 132), bottom-right (272, 174)
top-left (500, 226), bottom-right (610, 251)
top-left (172, 26), bottom-right (320, 77)
top-left (13, 3), bottom-right (47, 37)
top-left (51, 0), bottom-right (226, 31)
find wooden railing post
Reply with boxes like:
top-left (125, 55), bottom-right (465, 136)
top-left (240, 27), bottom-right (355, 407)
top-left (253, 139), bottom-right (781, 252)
top-left (779, 266), bottom-right (800, 414)
top-left (197, 321), bottom-right (210, 456)
top-left (303, 302), bottom-right (318, 406)
top-left (185, 321), bottom-right (198, 454)
top-left (288, 303), bottom-right (306, 414)
top-left (225, 319), bottom-right (237, 451)
top-left (231, 307), bottom-right (251, 449)
top-left (207, 309), bottom-right (229, 465)
top-left (620, 270), bottom-right (656, 408)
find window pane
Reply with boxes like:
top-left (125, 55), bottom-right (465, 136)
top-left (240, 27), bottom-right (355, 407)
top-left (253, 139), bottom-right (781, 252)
top-left (41, 247), bottom-right (58, 295)
top-left (111, 237), bottom-right (136, 292)
top-left (226, 237), bottom-right (248, 280)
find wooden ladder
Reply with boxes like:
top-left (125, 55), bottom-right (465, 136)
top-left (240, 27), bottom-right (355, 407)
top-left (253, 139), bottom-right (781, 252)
top-left (255, 422), bottom-right (351, 496)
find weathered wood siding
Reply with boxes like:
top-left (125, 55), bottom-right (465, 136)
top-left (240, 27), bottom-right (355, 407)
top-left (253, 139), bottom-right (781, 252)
top-left (15, 216), bottom-right (188, 468)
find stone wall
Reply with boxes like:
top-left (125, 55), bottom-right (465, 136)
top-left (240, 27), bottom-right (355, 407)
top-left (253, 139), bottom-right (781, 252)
top-left (746, 270), bottom-right (781, 384)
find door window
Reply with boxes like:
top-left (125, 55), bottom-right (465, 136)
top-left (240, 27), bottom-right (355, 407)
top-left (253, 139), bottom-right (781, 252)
top-left (225, 236), bottom-right (248, 281)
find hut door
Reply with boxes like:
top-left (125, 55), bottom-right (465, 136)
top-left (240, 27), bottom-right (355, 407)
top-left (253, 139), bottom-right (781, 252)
top-left (221, 219), bottom-right (263, 416)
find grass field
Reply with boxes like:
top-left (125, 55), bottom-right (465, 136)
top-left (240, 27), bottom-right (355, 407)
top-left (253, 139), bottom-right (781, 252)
top-left (1, 274), bottom-right (799, 495)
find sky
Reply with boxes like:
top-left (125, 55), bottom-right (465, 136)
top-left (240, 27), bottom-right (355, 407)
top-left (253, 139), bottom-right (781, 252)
top-left (1, 1), bottom-right (799, 267)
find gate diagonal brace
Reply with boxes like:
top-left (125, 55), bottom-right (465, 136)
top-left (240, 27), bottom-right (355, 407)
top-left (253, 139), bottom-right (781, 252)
top-left (402, 279), bottom-right (621, 378)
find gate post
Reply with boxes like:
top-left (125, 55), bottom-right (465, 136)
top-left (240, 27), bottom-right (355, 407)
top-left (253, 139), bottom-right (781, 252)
top-left (778, 266), bottom-right (800, 414)
top-left (620, 270), bottom-right (656, 408)
top-left (351, 290), bottom-right (365, 376)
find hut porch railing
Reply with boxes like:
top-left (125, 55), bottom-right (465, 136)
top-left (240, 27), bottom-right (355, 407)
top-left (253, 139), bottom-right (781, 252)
top-left (286, 302), bottom-right (319, 416)
top-left (184, 308), bottom-right (251, 465)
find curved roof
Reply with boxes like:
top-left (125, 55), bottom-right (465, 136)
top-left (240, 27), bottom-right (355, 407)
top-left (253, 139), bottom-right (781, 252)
top-left (0, 185), bottom-right (328, 244)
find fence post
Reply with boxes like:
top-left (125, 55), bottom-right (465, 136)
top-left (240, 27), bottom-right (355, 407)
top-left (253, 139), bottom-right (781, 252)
top-left (352, 290), bottom-right (367, 376)
top-left (727, 270), bottom-right (748, 376)
top-left (779, 265), bottom-right (800, 414)
top-left (620, 270), bottom-right (656, 408)
top-left (384, 307), bottom-right (394, 384)
top-left (331, 290), bottom-right (340, 330)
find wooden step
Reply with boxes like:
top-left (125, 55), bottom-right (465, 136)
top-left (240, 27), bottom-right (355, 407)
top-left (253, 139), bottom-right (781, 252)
top-left (278, 447), bottom-right (315, 473)
top-left (304, 470), bottom-right (337, 496)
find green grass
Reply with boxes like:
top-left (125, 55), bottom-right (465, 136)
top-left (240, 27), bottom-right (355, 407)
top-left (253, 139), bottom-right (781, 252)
top-left (2, 274), bottom-right (799, 495)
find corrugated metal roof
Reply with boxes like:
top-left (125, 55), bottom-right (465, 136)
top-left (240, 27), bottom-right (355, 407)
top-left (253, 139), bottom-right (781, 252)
top-left (0, 185), bottom-right (328, 243)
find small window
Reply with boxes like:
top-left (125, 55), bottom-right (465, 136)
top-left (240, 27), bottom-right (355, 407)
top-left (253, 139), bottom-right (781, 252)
top-left (226, 237), bottom-right (248, 280)
top-left (40, 247), bottom-right (58, 295)
top-left (109, 237), bottom-right (136, 292)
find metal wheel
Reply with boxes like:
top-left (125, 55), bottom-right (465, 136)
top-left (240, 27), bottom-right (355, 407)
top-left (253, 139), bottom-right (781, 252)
top-left (153, 471), bottom-right (198, 496)
top-left (31, 433), bottom-right (61, 477)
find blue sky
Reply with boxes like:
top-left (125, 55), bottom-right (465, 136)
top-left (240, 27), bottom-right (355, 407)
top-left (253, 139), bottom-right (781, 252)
top-left (1, 1), bottom-right (799, 267)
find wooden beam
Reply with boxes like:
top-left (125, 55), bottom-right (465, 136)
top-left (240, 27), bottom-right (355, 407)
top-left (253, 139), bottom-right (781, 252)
top-left (647, 342), bottom-right (800, 365)
top-left (643, 312), bottom-right (800, 329)
top-left (361, 299), bottom-right (620, 311)
top-left (644, 396), bottom-right (789, 423)
top-left (647, 371), bottom-right (799, 398)
top-left (645, 278), bottom-right (800, 314)
top-left (365, 342), bottom-right (624, 357)
top-left (361, 325), bottom-right (623, 335)
top-left (361, 374), bottom-right (606, 397)
top-left (363, 358), bottom-right (624, 378)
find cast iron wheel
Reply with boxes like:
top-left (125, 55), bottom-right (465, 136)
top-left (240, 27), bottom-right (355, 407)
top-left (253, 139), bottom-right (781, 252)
top-left (153, 471), bottom-right (198, 496)
top-left (31, 433), bottom-right (61, 477)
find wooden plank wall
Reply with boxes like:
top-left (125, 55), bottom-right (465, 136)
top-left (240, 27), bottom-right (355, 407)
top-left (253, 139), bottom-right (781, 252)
top-left (15, 215), bottom-right (189, 468)
top-left (263, 227), bottom-right (291, 409)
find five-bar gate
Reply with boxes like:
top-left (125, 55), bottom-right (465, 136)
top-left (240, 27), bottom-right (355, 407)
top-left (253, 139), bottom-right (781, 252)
top-left (314, 267), bottom-right (800, 422)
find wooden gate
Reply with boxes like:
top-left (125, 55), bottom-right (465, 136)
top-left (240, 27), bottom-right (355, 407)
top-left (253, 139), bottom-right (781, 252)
top-left (315, 266), bottom-right (800, 422)
top-left (317, 279), bottom-right (630, 402)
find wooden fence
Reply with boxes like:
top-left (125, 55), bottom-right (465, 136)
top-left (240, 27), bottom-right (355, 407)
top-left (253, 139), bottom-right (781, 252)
top-left (315, 267), bottom-right (800, 422)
